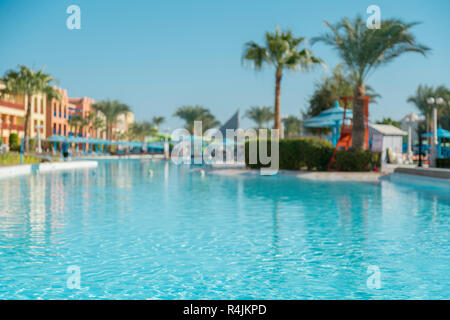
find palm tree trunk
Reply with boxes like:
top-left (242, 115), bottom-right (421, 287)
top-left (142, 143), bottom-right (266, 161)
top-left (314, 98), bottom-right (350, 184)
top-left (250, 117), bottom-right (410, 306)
top-left (274, 68), bottom-right (282, 133)
top-left (24, 95), bottom-right (32, 152)
top-left (352, 84), bottom-right (366, 150)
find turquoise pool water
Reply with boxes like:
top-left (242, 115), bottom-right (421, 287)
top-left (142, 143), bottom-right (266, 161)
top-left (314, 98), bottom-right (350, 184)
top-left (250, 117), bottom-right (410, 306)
top-left (0, 160), bottom-right (449, 299)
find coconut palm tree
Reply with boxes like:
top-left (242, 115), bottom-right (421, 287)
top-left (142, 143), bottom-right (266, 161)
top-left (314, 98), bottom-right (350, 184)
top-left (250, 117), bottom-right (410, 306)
top-left (68, 115), bottom-right (87, 137)
top-left (407, 84), bottom-right (450, 135)
top-left (282, 115), bottom-right (302, 138)
top-left (152, 116), bottom-right (165, 127)
top-left (1, 65), bottom-right (61, 151)
top-left (174, 105), bottom-right (220, 134)
top-left (91, 99), bottom-right (131, 141)
top-left (151, 116), bottom-right (165, 133)
top-left (313, 16), bottom-right (430, 150)
top-left (88, 114), bottom-right (105, 139)
top-left (129, 121), bottom-right (156, 142)
top-left (245, 106), bottom-right (273, 129)
top-left (243, 28), bottom-right (323, 133)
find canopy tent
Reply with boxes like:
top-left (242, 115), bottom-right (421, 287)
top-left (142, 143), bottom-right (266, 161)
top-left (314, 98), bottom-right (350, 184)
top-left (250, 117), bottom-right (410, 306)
top-left (421, 126), bottom-right (450, 158)
top-left (303, 101), bottom-right (353, 146)
top-left (421, 126), bottom-right (450, 138)
top-left (44, 135), bottom-right (164, 154)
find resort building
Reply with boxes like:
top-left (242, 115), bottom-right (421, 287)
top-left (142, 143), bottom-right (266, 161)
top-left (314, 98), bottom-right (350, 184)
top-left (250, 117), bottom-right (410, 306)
top-left (46, 87), bottom-right (69, 138)
top-left (0, 83), bottom-right (25, 145)
top-left (1, 83), bottom-right (50, 145)
top-left (24, 93), bottom-right (47, 140)
top-left (68, 97), bottom-right (95, 137)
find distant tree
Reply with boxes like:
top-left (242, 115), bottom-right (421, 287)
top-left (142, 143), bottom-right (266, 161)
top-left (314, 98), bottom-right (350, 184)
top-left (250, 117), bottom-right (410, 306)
top-left (243, 28), bottom-right (323, 132)
top-left (303, 65), bottom-right (379, 120)
top-left (129, 121), bottom-right (156, 142)
top-left (302, 65), bottom-right (379, 135)
top-left (1, 65), bottom-right (61, 151)
top-left (313, 16), bottom-right (430, 150)
top-left (174, 105), bottom-right (220, 134)
top-left (68, 115), bottom-right (88, 136)
top-left (407, 84), bottom-right (450, 131)
top-left (89, 114), bottom-right (105, 139)
top-left (282, 115), bottom-right (302, 138)
top-left (91, 100), bottom-right (131, 140)
top-left (376, 117), bottom-right (401, 128)
top-left (152, 116), bottom-right (165, 129)
top-left (245, 106), bottom-right (273, 129)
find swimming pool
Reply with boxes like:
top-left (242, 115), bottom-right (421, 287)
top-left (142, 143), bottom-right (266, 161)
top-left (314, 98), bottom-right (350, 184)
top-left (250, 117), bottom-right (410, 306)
top-left (0, 160), bottom-right (449, 299)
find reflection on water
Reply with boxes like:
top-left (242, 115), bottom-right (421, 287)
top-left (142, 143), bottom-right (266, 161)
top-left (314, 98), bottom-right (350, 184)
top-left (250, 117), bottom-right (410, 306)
top-left (0, 160), bottom-right (448, 299)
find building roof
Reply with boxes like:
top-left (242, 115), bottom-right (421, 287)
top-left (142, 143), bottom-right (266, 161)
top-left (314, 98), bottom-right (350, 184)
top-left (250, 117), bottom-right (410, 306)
top-left (220, 110), bottom-right (240, 136)
top-left (370, 124), bottom-right (407, 136)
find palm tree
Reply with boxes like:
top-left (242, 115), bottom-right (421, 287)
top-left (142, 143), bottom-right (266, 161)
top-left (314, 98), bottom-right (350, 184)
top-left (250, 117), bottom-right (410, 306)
top-left (1, 65), bottom-right (61, 151)
top-left (174, 105), bottom-right (220, 134)
top-left (407, 84), bottom-right (450, 136)
top-left (303, 64), bottom-right (380, 138)
top-left (242, 28), bottom-right (323, 132)
top-left (282, 115), bottom-right (302, 138)
top-left (376, 117), bottom-right (401, 129)
top-left (129, 121), bottom-right (156, 142)
top-left (91, 99), bottom-right (131, 140)
top-left (68, 115), bottom-right (86, 136)
top-left (313, 16), bottom-right (430, 150)
top-left (89, 114), bottom-right (105, 139)
top-left (151, 116), bottom-right (165, 134)
top-left (152, 116), bottom-right (165, 128)
top-left (245, 106), bottom-right (273, 129)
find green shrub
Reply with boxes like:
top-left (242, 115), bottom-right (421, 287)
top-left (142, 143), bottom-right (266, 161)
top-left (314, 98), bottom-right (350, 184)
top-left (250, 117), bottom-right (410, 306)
top-left (28, 138), bottom-right (36, 151)
top-left (245, 138), bottom-right (272, 169)
top-left (245, 137), bottom-right (380, 172)
top-left (0, 152), bottom-right (41, 166)
top-left (8, 133), bottom-right (21, 152)
top-left (334, 149), bottom-right (370, 171)
top-left (245, 137), bottom-right (334, 171)
top-left (436, 158), bottom-right (450, 168)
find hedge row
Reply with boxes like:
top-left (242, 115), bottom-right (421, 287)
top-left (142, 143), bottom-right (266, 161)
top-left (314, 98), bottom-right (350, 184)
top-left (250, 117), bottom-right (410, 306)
top-left (436, 158), bottom-right (450, 168)
top-left (245, 137), bottom-right (381, 172)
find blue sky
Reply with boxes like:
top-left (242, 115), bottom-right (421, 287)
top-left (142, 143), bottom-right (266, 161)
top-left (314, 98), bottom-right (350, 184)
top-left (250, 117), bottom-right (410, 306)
top-left (0, 0), bottom-right (449, 129)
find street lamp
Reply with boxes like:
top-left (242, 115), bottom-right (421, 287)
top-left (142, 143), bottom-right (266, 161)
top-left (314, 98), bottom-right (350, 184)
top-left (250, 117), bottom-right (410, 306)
top-left (426, 97), bottom-right (444, 166)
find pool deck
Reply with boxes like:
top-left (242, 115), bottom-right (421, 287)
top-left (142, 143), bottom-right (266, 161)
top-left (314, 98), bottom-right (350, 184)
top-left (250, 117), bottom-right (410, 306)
top-left (393, 167), bottom-right (450, 180)
top-left (74, 154), bottom-right (164, 160)
top-left (207, 166), bottom-right (450, 185)
top-left (205, 168), bottom-right (386, 182)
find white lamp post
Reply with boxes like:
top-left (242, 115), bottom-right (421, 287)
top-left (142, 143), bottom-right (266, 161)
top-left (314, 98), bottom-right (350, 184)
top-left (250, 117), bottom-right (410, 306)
top-left (426, 97), bottom-right (444, 166)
